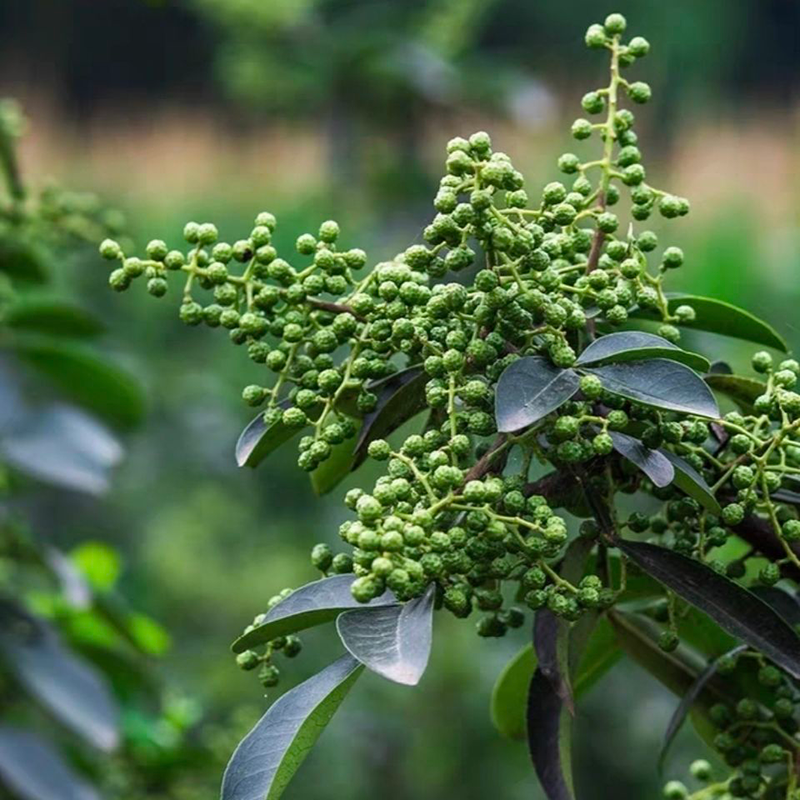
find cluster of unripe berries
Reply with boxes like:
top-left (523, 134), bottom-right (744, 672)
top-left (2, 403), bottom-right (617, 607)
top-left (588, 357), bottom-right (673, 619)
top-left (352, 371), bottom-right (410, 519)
top-left (665, 649), bottom-right (800, 799)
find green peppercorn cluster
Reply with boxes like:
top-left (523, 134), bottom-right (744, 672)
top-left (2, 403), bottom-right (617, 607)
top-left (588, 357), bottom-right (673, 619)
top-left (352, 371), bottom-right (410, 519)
top-left (664, 646), bottom-right (800, 800)
top-left (103, 12), bottom-right (800, 761)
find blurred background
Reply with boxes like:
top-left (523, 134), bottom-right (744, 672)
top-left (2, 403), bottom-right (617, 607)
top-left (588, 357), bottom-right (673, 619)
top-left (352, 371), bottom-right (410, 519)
top-left (0, 0), bottom-right (798, 798)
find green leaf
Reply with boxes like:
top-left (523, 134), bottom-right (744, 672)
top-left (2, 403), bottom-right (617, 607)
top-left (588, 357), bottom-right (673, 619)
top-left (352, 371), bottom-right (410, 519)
top-left (491, 617), bottom-right (620, 742)
top-left (609, 431), bottom-right (674, 488)
top-left (221, 654), bottom-right (362, 800)
top-left (0, 727), bottom-right (101, 800)
top-left (12, 338), bottom-right (144, 429)
top-left (0, 603), bottom-right (119, 750)
top-left (660, 450), bottom-right (722, 514)
top-left (309, 422), bottom-right (362, 496)
top-left (630, 294), bottom-right (788, 352)
top-left (236, 401), bottom-right (297, 468)
top-left (352, 366), bottom-right (427, 469)
top-left (705, 374), bottom-right (765, 414)
top-left (615, 540), bottom-right (800, 679)
top-left (0, 237), bottom-right (48, 282)
top-left (584, 359), bottom-right (720, 419)
top-left (231, 575), bottom-right (394, 653)
top-left (5, 297), bottom-right (104, 338)
top-left (336, 584), bottom-right (434, 685)
top-left (70, 542), bottom-right (121, 591)
top-left (494, 357), bottom-right (580, 433)
top-left (575, 331), bottom-right (709, 372)
top-left (491, 643), bottom-right (537, 740)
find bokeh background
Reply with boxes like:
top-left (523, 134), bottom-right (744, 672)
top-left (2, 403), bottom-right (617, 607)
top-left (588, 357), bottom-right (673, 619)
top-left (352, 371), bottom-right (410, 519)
top-left (2, 0), bottom-right (799, 798)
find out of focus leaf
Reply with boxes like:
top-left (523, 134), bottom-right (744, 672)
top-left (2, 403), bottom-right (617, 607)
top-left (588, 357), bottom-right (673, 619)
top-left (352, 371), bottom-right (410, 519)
top-left (630, 293), bottom-right (788, 352)
top-left (0, 603), bottom-right (119, 750)
top-left (704, 373), bottom-right (765, 413)
top-left (0, 726), bottom-right (100, 800)
top-left (0, 238), bottom-right (48, 282)
top-left (13, 338), bottom-right (144, 428)
top-left (0, 405), bottom-right (122, 495)
top-left (221, 654), bottom-right (362, 800)
top-left (70, 542), bottom-right (121, 591)
top-left (5, 297), bottom-right (103, 337)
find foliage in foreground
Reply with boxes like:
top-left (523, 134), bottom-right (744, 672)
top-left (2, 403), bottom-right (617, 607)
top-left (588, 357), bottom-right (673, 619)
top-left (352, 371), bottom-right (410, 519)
top-left (103, 13), bottom-right (800, 800)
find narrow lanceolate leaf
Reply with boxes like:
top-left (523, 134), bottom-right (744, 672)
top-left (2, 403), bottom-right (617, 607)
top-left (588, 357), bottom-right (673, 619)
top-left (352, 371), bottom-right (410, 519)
top-left (221, 655), bottom-right (362, 800)
top-left (527, 668), bottom-right (575, 800)
top-left (659, 645), bottom-right (748, 772)
top-left (585, 359), bottom-right (720, 419)
top-left (572, 616), bottom-right (622, 696)
top-left (704, 374), bottom-right (766, 414)
top-left (610, 431), bottom-right (674, 488)
top-left (336, 584), bottom-right (435, 685)
top-left (0, 727), bottom-right (101, 800)
top-left (231, 576), bottom-right (394, 653)
top-left (236, 400), bottom-right (296, 468)
top-left (491, 643), bottom-right (537, 740)
top-left (615, 540), bottom-right (800, 679)
top-left (495, 357), bottom-right (580, 433)
top-left (534, 611), bottom-right (574, 714)
top-left (0, 603), bottom-right (119, 751)
top-left (575, 331), bottom-right (710, 373)
top-left (660, 450), bottom-right (721, 514)
top-left (751, 587), bottom-right (800, 627)
top-left (630, 293), bottom-right (788, 352)
top-left (352, 367), bottom-right (428, 469)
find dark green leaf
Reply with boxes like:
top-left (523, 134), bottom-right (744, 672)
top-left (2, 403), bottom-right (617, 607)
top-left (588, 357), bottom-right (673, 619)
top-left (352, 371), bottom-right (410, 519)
top-left (585, 359), bottom-right (720, 419)
top-left (231, 576), bottom-right (394, 654)
top-left (309, 423), bottom-right (362, 496)
top-left (631, 293), bottom-right (788, 352)
top-left (491, 643), bottom-right (537, 740)
top-left (527, 667), bottom-right (575, 800)
top-left (575, 331), bottom-right (709, 372)
top-left (13, 338), bottom-right (144, 429)
top-left (615, 540), bottom-right (800, 679)
top-left (0, 237), bottom-right (48, 282)
top-left (0, 603), bottom-right (119, 750)
top-left (708, 361), bottom-right (733, 375)
top-left (5, 298), bottom-right (104, 338)
top-left (609, 431), bottom-right (674, 488)
top-left (491, 617), bottom-right (619, 742)
top-left (659, 645), bottom-right (747, 772)
top-left (221, 654), bottom-right (362, 800)
top-left (236, 400), bottom-right (296, 468)
top-left (751, 587), bottom-right (800, 626)
top-left (495, 357), bottom-right (580, 434)
top-left (336, 584), bottom-right (434, 685)
top-left (534, 610), bottom-right (574, 714)
top-left (705, 374), bottom-right (766, 414)
top-left (660, 450), bottom-right (722, 514)
top-left (0, 727), bottom-right (101, 800)
top-left (352, 367), bottom-right (427, 468)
